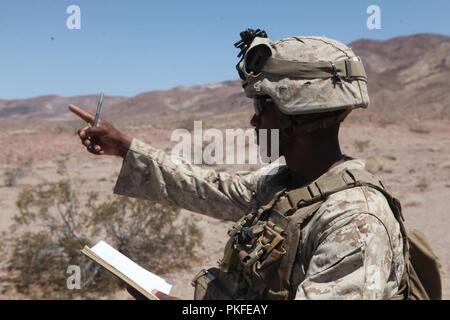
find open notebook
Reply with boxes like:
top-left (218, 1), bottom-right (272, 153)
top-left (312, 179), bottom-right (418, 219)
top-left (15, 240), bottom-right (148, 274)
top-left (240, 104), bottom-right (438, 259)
top-left (82, 240), bottom-right (172, 300)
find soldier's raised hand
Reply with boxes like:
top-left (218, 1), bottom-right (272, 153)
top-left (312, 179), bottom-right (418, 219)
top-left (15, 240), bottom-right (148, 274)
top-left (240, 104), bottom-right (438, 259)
top-left (69, 104), bottom-right (132, 158)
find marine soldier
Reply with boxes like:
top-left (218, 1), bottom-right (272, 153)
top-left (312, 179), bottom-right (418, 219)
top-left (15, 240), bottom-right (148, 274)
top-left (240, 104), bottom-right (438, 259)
top-left (69, 31), bottom-right (431, 299)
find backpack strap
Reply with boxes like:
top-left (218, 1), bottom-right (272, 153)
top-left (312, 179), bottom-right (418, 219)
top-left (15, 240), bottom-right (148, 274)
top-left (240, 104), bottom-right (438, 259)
top-left (272, 168), bottom-right (386, 216)
top-left (270, 167), bottom-right (415, 299)
top-left (255, 165), bottom-right (436, 299)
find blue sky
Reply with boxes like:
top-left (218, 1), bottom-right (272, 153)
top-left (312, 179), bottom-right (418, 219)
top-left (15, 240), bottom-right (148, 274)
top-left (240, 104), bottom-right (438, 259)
top-left (0, 0), bottom-right (449, 99)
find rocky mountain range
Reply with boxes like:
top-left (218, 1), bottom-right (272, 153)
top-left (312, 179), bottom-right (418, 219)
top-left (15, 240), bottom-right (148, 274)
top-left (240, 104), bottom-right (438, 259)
top-left (1, 33), bottom-right (449, 123)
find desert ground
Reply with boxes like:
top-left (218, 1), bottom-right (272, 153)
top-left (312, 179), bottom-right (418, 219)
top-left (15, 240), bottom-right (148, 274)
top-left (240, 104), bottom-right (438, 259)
top-left (0, 108), bottom-right (449, 299)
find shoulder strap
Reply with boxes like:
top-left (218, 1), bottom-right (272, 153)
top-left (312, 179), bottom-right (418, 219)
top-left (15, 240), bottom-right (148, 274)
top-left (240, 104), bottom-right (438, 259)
top-left (273, 167), bottom-right (427, 300)
top-left (273, 168), bottom-right (387, 216)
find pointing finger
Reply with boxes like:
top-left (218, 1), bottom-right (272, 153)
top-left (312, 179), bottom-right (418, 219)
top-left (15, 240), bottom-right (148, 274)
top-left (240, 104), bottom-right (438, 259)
top-left (69, 104), bottom-right (95, 123)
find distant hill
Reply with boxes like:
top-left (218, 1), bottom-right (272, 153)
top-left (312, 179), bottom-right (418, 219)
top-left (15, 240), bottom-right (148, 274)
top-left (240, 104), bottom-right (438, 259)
top-left (107, 81), bottom-right (247, 118)
top-left (349, 33), bottom-right (450, 121)
top-left (1, 33), bottom-right (449, 123)
top-left (0, 95), bottom-right (128, 122)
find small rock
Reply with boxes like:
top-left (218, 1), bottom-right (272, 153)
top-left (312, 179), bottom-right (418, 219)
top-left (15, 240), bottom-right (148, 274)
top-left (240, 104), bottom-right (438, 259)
top-left (404, 201), bottom-right (422, 207)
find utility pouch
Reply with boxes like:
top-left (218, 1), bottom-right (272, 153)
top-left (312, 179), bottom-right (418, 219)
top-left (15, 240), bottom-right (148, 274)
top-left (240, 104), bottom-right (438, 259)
top-left (191, 268), bottom-right (236, 300)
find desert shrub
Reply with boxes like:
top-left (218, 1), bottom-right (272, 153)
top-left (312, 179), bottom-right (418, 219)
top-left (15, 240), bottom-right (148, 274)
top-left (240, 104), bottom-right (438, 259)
top-left (378, 116), bottom-right (395, 128)
top-left (353, 140), bottom-right (371, 153)
top-left (2, 154), bottom-right (33, 187)
top-left (177, 115), bottom-right (197, 132)
top-left (408, 123), bottom-right (431, 134)
top-left (52, 121), bottom-right (85, 135)
top-left (1, 162), bottom-right (202, 299)
top-left (416, 180), bottom-right (429, 191)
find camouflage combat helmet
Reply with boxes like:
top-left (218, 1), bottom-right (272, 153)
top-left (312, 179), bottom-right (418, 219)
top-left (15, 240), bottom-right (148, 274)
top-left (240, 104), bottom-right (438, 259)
top-left (235, 29), bottom-right (370, 131)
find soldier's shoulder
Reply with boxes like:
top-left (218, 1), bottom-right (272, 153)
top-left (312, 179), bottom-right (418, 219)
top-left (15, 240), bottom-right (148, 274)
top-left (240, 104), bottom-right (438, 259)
top-left (308, 158), bottom-right (400, 241)
top-left (299, 184), bottom-right (398, 270)
top-left (316, 184), bottom-right (394, 228)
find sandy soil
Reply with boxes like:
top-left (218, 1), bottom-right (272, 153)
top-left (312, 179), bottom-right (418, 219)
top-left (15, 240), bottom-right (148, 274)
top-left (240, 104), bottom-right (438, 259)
top-left (0, 115), bottom-right (449, 299)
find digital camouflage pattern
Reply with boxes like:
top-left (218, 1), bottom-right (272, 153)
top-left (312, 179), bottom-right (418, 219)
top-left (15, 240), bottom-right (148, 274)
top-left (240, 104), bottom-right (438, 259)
top-left (239, 36), bottom-right (370, 115)
top-left (114, 138), bottom-right (405, 299)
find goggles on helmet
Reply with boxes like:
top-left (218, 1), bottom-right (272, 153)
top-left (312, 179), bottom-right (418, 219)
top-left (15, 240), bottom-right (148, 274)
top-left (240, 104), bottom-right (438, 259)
top-left (235, 32), bottom-right (367, 83)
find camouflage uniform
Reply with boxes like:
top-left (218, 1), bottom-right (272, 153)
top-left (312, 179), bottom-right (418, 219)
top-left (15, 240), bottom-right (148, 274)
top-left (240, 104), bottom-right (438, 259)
top-left (113, 138), bottom-right (405, 299)
top-left (112, 33), bottom-right (408, 299)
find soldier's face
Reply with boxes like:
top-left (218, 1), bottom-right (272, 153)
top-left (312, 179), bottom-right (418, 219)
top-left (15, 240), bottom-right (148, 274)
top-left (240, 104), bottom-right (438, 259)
top-left (250, 98), bottom-right (283, 157)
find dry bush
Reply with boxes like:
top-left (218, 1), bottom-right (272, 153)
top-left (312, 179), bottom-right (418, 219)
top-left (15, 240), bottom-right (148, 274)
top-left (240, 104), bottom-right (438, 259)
top-left (365, 157), bottom-right (387, 174)
top-left (51, 121), bottom-right (86, 135)
top-left (2, 154), bottom-right (33, 187)
top-left (354, 140), bottom-right (371, 153)
top-left (416, 180), bottom-right (429, 191)
top-left (408, 122), bottom-right (431, 134)
top-left (0, 162), bottom-right (202, 299)
top-left (378, 117), bottom-right (395, 128)
top-left (177, 115), bottom-right (198, 132)
top-left (404, 201), bottom-right (422, 208)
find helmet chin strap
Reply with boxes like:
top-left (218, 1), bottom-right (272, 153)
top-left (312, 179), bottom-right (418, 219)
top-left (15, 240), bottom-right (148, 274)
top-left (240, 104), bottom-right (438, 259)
top-left (278, 109), bottom-right (351, 139)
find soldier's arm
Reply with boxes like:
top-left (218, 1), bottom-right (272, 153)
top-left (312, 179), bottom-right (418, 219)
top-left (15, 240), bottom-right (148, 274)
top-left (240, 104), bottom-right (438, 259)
top-left (295, 212), bottom-right (397, 300)
top-left (69, 105), bottom-right (265, 221)
top-left (113, 138), bottom-right (265, 221)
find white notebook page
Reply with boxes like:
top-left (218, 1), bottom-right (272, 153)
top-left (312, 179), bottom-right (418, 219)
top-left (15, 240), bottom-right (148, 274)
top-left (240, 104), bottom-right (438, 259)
top-left (90, 240), bottom-right (172, 295)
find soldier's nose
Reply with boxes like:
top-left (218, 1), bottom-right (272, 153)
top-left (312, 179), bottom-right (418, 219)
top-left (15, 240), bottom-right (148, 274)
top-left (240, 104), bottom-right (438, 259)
top-left (250, 114), bottom-right (260, 128)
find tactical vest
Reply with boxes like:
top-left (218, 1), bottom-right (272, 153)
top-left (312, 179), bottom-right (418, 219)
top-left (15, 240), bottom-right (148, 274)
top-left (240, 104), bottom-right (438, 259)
top-left (192, 168), bottom-right (442, 300)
